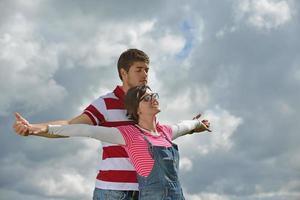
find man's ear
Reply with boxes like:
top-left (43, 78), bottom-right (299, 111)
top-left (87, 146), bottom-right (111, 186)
top-left (120, 68), bottom-right (128, 80)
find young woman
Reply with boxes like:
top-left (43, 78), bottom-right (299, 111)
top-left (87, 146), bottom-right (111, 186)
top-left (32, 85), bottom-right (211, 200)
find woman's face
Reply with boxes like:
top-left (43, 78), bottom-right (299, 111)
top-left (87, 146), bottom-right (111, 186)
top-left (137, 89), bottom-right (160, 117)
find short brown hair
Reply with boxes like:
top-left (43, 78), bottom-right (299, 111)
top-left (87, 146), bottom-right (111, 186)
top-left (117, 49), bottom-right (150, 80)
top-left (124, 85), bottom-right (151, 123)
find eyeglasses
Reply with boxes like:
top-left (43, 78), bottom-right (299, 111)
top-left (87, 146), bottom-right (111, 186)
top-left (140, 93), bottom-right (159, 102)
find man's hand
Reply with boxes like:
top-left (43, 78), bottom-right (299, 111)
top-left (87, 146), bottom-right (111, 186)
top-left (13, 112), bottom-right (30, 136)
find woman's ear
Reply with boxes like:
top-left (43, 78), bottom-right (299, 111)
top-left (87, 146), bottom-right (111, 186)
top-left (137, 107), bottom-right (142, 115)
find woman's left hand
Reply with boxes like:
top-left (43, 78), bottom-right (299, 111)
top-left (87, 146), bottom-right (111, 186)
top-left (193, 114), bottom-right (212, 133)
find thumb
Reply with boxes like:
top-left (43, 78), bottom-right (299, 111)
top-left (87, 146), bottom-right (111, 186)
top-left (15, 112), bottom-right (23, 120)
top-left (15, 112), bottom-right (28, 124)
top-left (193, 113), bottom-right (202, 120)
top-left (203, 124), bottom-right (212, 132)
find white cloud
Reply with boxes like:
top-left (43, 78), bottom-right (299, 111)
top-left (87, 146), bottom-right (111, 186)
top-left (235, 0), bottom-right (293, 29)
top-left (184, 191), bottom-right (230, 200)
top-left (163, 86), bottom-right (211, 121)
top-left (0, 13), bottom-right (187, 116)
top-left (159, 34), bottom-right (185, 54)
top-left (178, 106), bottom-right (242, 155)
top-left (203, 106), bottom-right (243, 151)
top-left (0, 13), bottom-right (66, 116)
top-left (1, 1), bottom-right (300, 200)
top-left (180, 157), bottom-right (193, 172)
top-left (0, 139), bottom-right (99, 199)
top-left (216, 26), bottom-right (237, 39)
top-left (38, 173), bottom-right (91, 197)
top-left (249, 190), bottom-right (300, 199)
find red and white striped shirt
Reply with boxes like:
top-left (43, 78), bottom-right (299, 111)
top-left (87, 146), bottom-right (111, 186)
top-left (83, 86), bottom-right (137, 191)
top-left (117, 124), bottom-right (173, 177)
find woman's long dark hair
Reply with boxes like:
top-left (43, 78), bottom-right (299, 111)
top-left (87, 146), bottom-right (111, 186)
top-left (124, 85), bottom-right (151, 123)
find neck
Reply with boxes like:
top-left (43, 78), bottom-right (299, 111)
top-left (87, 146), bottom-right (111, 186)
top-left (138, 115), bottom-right (157, 132)
top-left (121, 82), bottom-right (130, 94)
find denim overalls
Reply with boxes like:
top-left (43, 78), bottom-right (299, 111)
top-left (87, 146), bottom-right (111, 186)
top-left (136, 127), bottom-right (185, 200)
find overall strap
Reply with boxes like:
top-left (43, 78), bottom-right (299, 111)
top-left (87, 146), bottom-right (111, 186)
top-left (158, 127), bottom-right (178, 151)
top-left (160, 131), bottom-right (173, 145)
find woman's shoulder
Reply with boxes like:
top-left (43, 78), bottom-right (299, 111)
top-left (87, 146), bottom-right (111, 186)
top-left (157, 123), bottom-right (172, 139)
top-left (157, 123), bottom-right (171, 132)
top-left (116, 125), bottom-right (141, 145)
top-left (117, 124), bottom-right (137, 131)
top-left (116, 125), bottom-right (139, 136)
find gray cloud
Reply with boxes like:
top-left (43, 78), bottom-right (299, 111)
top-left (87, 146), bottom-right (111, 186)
top-left (1, 0), bottom-right (299, 199)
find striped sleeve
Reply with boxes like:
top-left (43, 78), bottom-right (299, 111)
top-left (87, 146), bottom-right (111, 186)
top-left (83, 98), bottom-right (106, 125)
top-left (116, 125), bottom-right (137, 147)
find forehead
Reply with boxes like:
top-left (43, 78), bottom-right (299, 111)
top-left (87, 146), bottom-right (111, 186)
top-left (130, 61), bottom-right (149, 69)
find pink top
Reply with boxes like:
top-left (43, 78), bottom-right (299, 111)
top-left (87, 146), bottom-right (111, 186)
top-left (117, 124), bottom-right (173, 177)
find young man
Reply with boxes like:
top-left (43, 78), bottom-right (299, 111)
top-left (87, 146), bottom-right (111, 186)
top-left (13, 48), bottom-right (150, 200)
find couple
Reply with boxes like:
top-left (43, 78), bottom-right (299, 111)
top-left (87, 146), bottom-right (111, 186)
top-left (14, 49), bottom-right (211, 199)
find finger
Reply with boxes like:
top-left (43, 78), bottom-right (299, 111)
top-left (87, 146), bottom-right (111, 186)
top-left (15, 112), bottom-right (28, 124)
top-left (21, 120), bottom-right (28, 125)
top-left (16, 124), bottom-right (28, 135)
top-left (18, 127), bottom-right (27, 136)
top-left (13, 121), bottom-right (25, 132)
top-left (193, 113), bottom-right (202, 120)
top-left (20, 126), bottom-right (29, 135)
top-left (201, 122), bottom-right (212, 132)
top-left (15, 124), bottom-right (24, 134)
top-left (205, 122), bottom-right (210, 128)
top-left (20, 128), bottom-right (29, 136)
top-left (15, 112), bottom-right (23, 120)
top-left (29, 129), bottom-right (36, 134)
top-left (202, 120), bottom-right (209, 125)
top-left (205, 126), bottom-right (212, 132)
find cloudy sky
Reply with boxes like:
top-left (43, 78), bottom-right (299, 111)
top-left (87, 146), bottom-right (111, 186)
top-left (1, 0), bottom-right (299, 199)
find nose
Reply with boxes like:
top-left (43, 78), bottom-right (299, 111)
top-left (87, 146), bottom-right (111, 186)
top-left (151, 96), bottom-right (158, 104)
top-left (143, 69), bottom-right (148, 77)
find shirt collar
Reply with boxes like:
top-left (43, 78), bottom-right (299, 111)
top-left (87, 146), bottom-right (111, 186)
top-left (113, 85), bottom-right (125, 100)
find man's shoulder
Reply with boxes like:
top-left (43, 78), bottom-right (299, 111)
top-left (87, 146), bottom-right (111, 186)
top-left (93, 88), bottom-right (120, 102)
top-left (99, 91), bottom-right (118, 100)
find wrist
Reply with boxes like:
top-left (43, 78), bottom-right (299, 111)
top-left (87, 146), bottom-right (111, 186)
top-left (195, 118), bottom-right (202, 129)
top-left (187, 119), bottom-right (201, 135)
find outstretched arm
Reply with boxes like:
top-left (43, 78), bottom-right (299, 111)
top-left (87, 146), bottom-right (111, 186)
top-left (31, 124), bottom-right (126, 145)
top-left (171, 117), bottom-right (211, 140)
top-left (13, 112), bottom-right (93, 138)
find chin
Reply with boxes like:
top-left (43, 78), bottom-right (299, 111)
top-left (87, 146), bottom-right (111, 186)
top-left (154, 108), bottom-right (161, 114)
top-left (138, 81), bottom-right (147, 86)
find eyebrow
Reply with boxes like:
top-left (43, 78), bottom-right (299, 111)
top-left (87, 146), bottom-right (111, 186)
top-left (136, 66), bottom-right (149, 69)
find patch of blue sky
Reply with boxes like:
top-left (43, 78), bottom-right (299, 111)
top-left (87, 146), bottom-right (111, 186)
top-left (176, 20), bottom-right (194, 60)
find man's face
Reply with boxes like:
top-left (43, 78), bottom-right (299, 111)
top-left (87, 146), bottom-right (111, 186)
top-left (125, 61), bottom-right (149, 88)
